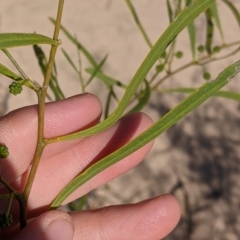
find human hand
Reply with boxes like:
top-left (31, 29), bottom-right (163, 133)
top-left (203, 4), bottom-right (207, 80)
top-left (0, 93), bottom-right (180, 239)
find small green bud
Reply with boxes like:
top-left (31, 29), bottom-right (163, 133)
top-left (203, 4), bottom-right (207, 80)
top-left (9, 82), bottom-right (23, 95)
top-left (213, 46), bottom-right (221, 53)
top-left (175, 51), bottom-right (183, 59)
top-left (197, 45), bottom-right (205, 53)
top-left (156, 64), bottom-right (164, 72)
top-left (0, 145), bottom-right (9, 158)
top-left (203, 72), bottom-right (211, 80)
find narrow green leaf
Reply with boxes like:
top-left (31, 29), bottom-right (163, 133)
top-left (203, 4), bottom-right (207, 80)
top-left (185, 0), bottom-right (196, 60)
top-left (33, 45), bottom-right (48, 73)
top-left (163, 87), bottom-right (240, 101)
top-left (0, 63), bottom-right (23, 81)
top-left (210, 2), bottom-right (224, 42)
top-left (51, 58), bottom-right (240, 208)
top-left (0, 33), bottom-right (59, 49)
top-left (33, 45), bottom-right (65, 100)
top-left (47, 0), bottom-right (216, 143)
top-left (86, 55), bottom-right (108, 86)
top-left (125, 0), bottom-right (152, 48)
top-left (175, 0), bottom-right (183, 16)
top-left (222, 0), bottom-right (240, 27)
top-left (61, 48), bottom-right (78, 73)
top-left (205, 8), bottom-right (214, 55)
top-left (128, 79), bottom-right (151, 113)
top-left (187, 22), bottom-right (196, 60)
top-left (50, 0), bottom-right (220, 207)
top-left (85, 68), bottom-right (127, 88)
top-left (49, 18), bottom-right (97, 68)
top-left (104, 87), bottom-right (117, 119)
top-left (166, 0), bottom-right (174, 23)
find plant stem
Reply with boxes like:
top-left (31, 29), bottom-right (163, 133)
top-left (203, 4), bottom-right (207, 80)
top-left (152, 41), bottom-right (240, 89)
top-left (2, 49), bottom-right (29, 79)
top-left (0, 177), bottom-right (18, 194)
top-left (21, 0), bottom-right (64, 229)
top-left (6, 192), bottom-right (14, 215)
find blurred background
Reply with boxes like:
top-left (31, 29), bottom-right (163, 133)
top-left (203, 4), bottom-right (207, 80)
top-left (0, 1), bottom-right (240, 239)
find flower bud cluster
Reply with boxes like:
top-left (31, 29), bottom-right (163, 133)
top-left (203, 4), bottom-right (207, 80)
top-left (0, 213), bottom-right (13, 229)
top-left (0, 145), bottom-right (9, 158)
top-left (9, 82), bottom-right (23, 95)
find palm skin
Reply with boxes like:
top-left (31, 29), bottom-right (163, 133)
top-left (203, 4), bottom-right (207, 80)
top-left (0, 94), bottom-right (180, 239)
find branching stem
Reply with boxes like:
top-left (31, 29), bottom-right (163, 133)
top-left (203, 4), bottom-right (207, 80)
top-left (20, 0), bottom-right (65, 229)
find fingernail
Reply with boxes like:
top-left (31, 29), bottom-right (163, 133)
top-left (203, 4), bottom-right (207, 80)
top-left (44, 219), bottom-right (74, 240)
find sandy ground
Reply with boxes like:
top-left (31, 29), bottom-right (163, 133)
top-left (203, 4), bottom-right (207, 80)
top-left (1, 1), bottom-right (240, 239)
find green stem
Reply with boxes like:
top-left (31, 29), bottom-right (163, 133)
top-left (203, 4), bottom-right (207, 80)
top-left (21, 0), bottom-right (64, 228)
top-left (0, 194), bottom-right (10, 200)
top-left (0, 177), bottom-right (18, 195)
top-left (152, 41), bottom-right (240, 89)
top-left (2, 49), bottom-right (29, 79)
top-left (6, 192), bottom-right (14, 215)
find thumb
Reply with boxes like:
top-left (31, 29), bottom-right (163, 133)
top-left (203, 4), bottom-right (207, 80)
top-left (13, 210), bottom-right (74, 240)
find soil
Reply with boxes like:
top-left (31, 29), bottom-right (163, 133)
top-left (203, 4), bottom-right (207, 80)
top-left (1, 1), bottom-right (240, 239)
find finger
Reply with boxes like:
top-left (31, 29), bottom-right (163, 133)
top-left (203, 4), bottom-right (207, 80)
top-left (70, 194), bottom-right (181, 240)
top-left (27, 112), bottom-right (153, 217)
top-left (0, 94), bottom-right (102, 183)
top-left (11, 210), bottom-right (74, 240)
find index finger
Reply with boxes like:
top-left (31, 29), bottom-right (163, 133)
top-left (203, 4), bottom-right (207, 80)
top-left (0, 93), bottom-right (102, 184)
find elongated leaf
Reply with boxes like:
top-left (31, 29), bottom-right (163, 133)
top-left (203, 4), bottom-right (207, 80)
top-left (0, 63), bottom-right (23, 81)
top-left (49, 18), bottom-right (97, 68)
top-left (0, 33), bottom-right (58, 49)
top-left (175, 0), bottom-right (183, 16)
top-left (104, 86), bottom-right (119, 119)
top-left (51, 59), bottom-right (240, 208)
top-left (222, 0), bottom-right (240, 27)
top-left (33, 45), bottom-right (65, 100)
top-left (85, 68), bottom-right (127, 88)
top-left (125, 0), bottom-right (152, 48)
top-left (166, 0), bottom-right (174, 23)
top-left (128, 79), bottom-right (151, 113)
top-left (187, 21), bottom-right (196, 60)
top-left (185, 0), bottom-right (196, 60)
top-left (205, 8), bottom-right (214, 55)
top-left (46, 0), bottom-right (216, 144)
top-left (49, 0), bottom-right (219, 207)
top-left (86, 55), bottom-right (108, 86)
top-left (210, 2), bottom-right (224, 42)
top-left (61, 48), bottom-right (78, 73)
top-left (163, 87), bottom-right (240, 101)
